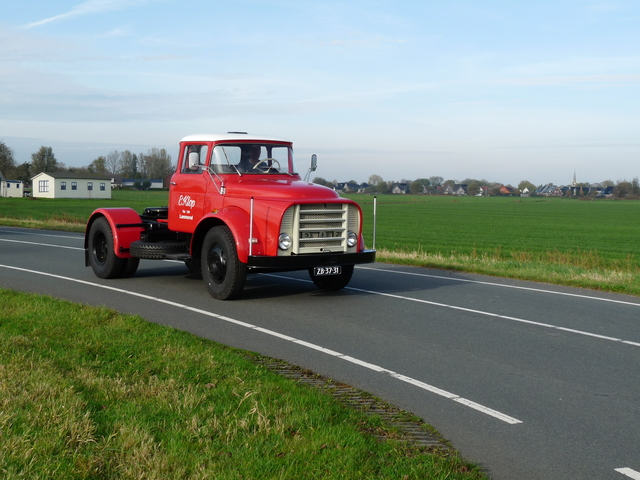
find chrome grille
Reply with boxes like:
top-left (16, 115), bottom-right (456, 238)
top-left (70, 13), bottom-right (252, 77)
top-left (278, 203), bottom-right (360, 256)
top-left (298, 204), bottom-right (347, 253)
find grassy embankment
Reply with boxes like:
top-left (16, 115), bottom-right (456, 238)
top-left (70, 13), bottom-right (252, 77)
top-left (2, 190), bottom-right (638, 295)
top-left (0, 289), bottom-right (484, 479)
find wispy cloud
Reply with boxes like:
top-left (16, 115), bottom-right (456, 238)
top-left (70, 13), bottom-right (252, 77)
top-left (24, 0), bottom-right (149, 29)
top-left (496, 74), bottom-right (640, 86)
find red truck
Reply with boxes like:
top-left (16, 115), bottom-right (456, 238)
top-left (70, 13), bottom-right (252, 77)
top-left (85, 133), bottom-right (376, 299)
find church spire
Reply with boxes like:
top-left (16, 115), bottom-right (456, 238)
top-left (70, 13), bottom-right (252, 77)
top-left (572, 169), bottom-right (577, 187)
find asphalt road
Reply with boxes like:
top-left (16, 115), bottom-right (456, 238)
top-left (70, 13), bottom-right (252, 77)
top-left (1, 226), bottom-right (639, 480)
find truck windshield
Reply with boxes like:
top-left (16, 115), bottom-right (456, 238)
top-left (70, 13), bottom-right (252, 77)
top-left (210, 144), bottom-right (296, 175)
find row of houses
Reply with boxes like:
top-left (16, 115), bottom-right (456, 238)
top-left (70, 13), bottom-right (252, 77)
top-left (534, 183), bottom-right (614, 197)
top-left (334, 181), bottom-right (614, 197)
top-left (335, 182), bottom-right (511, 196)
top-left (0, 171), bottom-right (165, 199)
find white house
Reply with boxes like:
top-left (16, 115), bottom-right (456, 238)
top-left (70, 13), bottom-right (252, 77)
top-left (0, 171), bottom-right (25, 197)
top-left (3, 180), bottom-right (25, 197)
top-left (31, 172), bottom-right (112, 199)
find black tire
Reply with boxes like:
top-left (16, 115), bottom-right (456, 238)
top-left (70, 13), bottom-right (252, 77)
top-left (129, 240), bottom-right (186, 259)
top-left (201, 226), bottom-right (247, 300)
top-left (120, 257), bottom-right (140, 278)
top-left (88, 217), bottom-right (127, 279)
top-left (308, 264), bottom-right (354, 291)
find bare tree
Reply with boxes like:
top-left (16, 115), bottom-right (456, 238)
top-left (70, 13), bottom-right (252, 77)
top-left (118, 150), bottom-right (138, 178)
top-left (429, 176), bottom-right (444, 187)
top-left (144, 148), bottom-right (173, 179)
top-left (105, 150), bottom-right (120, 174)
top-left (368, 174), bottom-right (384, 186)
top-left (137, 151), bottom-right (148, 178)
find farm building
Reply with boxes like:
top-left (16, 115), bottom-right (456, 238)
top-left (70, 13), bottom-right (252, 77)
top-left (0, 171), bottom-right (25, 197)
top-left (31, 172), bottom-right (112, 199)
top-left (122, 178), bottom-right (164, 189)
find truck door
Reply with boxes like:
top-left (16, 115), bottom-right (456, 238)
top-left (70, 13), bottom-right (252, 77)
top-left (168, 143), bottom-right (209, 233)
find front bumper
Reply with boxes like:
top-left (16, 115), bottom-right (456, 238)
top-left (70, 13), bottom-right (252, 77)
top-left (247, 249), bottom-right (376, 270)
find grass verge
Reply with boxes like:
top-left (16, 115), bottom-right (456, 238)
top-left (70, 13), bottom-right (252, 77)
top-left (377, 247), bottom-right (640, 296)
top-left (0, 288), bottom-right (486, 479)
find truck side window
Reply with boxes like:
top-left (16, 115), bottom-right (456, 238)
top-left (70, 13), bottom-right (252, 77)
top-left (182, 144), bottom-right (208, 173)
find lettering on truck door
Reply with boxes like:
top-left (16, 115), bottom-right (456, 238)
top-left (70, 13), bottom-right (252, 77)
top-left (168, 143), bottom-right (209, 232)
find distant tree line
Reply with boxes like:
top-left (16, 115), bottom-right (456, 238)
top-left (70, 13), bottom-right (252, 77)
top-left (0, 140), bottom-right (173, 187)
top-left (2, 139), bottom-right (637, 198)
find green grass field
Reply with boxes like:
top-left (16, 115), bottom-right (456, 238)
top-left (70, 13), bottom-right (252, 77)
top-left (0, 289), bottom-right (485, 479)
top-left (349, 194), bottom-right (640, 295)
top-left (0, 190), bottom-right (169, 231)
top-left (1, 191), bottom-right (639, 294)
top-left (352, 194), bottom-right (640, 261)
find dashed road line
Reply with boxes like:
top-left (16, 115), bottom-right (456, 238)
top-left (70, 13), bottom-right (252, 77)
top-left (359, 265), bottom-right (640, 307)
top-left (616, 467), bottom-right (640, 479)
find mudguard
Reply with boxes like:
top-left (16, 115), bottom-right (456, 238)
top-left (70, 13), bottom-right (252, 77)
top-left (85, 208), bottom-right (144, 259)
top-left (193, 207), bottom-right (254, 264)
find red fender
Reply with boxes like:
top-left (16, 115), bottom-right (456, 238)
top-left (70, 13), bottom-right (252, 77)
top-left (194, 208), bottom-right (254, 263)
top-left (85, 208), bottom-right (143, 258)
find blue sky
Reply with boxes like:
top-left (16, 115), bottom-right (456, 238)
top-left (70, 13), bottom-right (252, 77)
top-left (2, 0), bottom-right (638, 186)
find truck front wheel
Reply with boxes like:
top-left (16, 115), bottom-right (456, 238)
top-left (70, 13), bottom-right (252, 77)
top-left (201, 226), bottom-right (247, 300)
top-left (308, 264), bottom-right (354, 291)
top-left (88, 217), bottom-right (128, 279)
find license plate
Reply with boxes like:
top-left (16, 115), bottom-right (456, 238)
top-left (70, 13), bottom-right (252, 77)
top-left (313, 266), bottom-right (342, 276)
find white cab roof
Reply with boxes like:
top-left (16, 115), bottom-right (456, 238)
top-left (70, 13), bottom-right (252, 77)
top-left (180, 133), bottom-right (291, 144)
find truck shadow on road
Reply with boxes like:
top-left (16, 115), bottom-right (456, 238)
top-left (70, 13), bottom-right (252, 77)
top-left (130, 262), bottom-right (463, 301)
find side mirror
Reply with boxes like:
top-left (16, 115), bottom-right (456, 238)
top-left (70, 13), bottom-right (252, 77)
top-left (188, 152), bottom-right (200, 170)
top-left (304, 154), bottom-right (317, 182)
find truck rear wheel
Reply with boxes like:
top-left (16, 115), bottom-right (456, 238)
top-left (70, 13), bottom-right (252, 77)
top-left (201, 226), bottom-right (247, 300)
top-left (308, 264), bottom-right (354, 291)
top-left (88, 217), bottom-right (127, 279)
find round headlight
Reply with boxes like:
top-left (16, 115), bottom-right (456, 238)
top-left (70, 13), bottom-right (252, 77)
top-left (278, 233), bottom-right (292, 250)
top-left (347, 231), bottom-right (357, 248)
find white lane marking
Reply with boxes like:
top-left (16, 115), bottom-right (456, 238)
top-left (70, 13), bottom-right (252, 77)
top-left (0, 229), bottom-right (82, 240)
top-left (0, 238), bottom-right (83, 250)
top-left (346, 284), bottom-right (640, 348)
top-left (264, 273), bottom-right (640, 348)
top-left (0, 263), bottom-right (522, 425)
top-left (616, 468), bottom-right (640, 479)
top-left (358, 266), bottom-right (640, 307)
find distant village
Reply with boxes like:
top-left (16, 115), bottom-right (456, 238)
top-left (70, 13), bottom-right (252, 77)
top-left (314, 173), bottom-right (639, 198)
